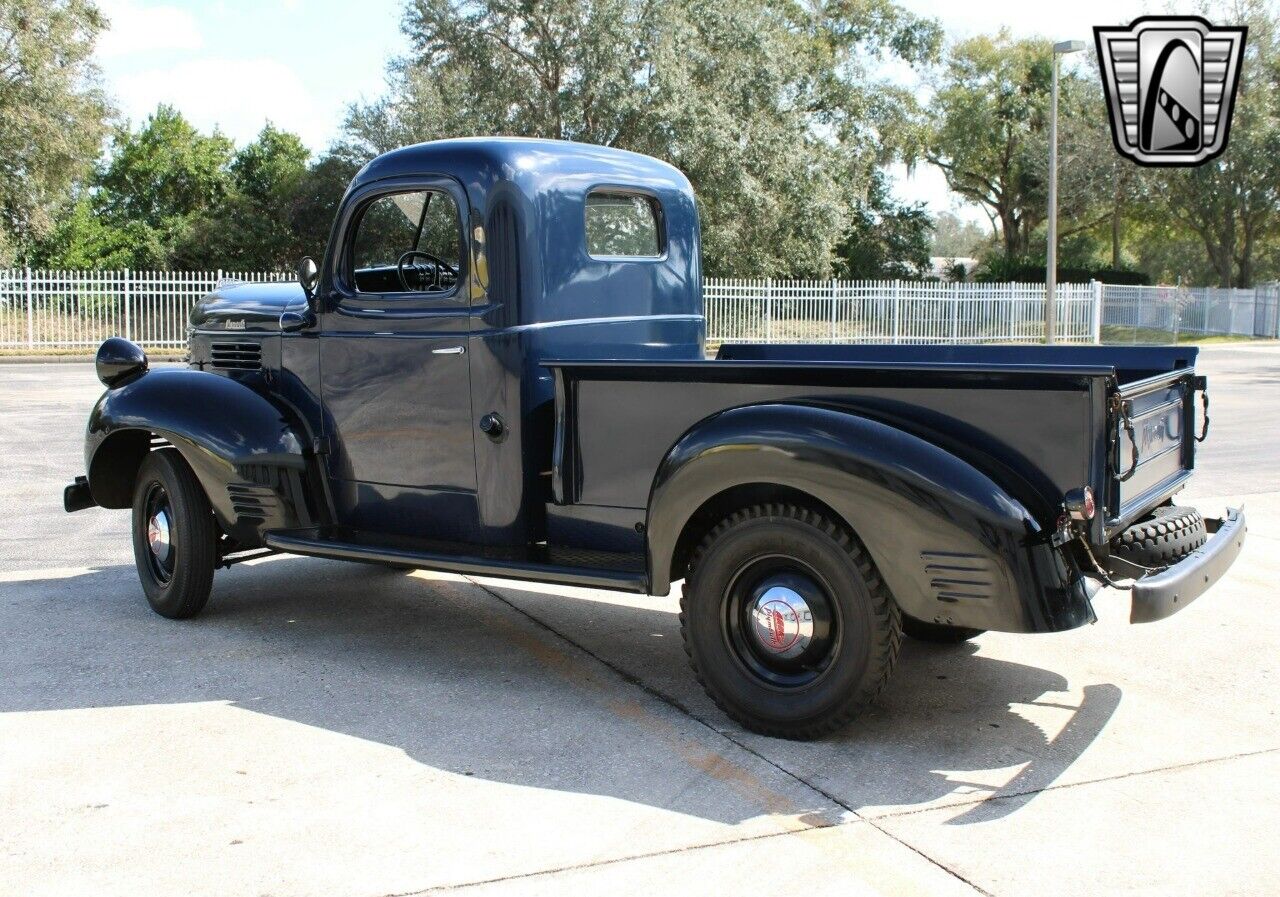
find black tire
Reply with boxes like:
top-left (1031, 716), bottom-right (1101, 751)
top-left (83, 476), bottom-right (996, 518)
top-left (131, 449), bottom-right (218, 619)
top-left (680, 504), bottom-right (901, 740)
top-left (1112, 505), bottom-right (1206, 570)
top-left (902, 616), bottom-right (984, 644)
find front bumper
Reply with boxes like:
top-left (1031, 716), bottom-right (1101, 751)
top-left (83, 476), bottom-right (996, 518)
top-left (1129, 508), bottom-right (1246, 623)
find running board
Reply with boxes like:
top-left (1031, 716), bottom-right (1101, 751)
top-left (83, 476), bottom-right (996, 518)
top-left (264, 527), bottom-right (649, 593)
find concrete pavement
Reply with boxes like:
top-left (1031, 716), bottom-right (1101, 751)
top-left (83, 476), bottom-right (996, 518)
top-left (1, 346), bottom-right (1277, 896)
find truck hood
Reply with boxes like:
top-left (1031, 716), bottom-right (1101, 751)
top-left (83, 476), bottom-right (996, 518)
top-left (190, 281), bottom-right (307, 334)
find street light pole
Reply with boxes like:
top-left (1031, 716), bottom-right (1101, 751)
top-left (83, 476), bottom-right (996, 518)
top-left (1046, 39), bottom-right (1085, 345)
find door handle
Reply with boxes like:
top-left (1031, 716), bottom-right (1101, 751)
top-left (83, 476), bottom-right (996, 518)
top-left (432, 346), bottom-right (466, 355)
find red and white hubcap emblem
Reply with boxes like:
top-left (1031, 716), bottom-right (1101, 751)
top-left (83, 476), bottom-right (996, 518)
top-left (748, 585), bottom-right (813, 659)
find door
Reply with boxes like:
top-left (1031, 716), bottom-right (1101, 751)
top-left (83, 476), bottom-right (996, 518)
top-left (319, 180), bottom-right (479, 541)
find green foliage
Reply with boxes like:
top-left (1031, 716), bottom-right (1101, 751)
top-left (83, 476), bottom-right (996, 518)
top-left (835, 171), bottom-right (933, 278)
top-left (0, 0), bottom-right (114, 262)
top-left (344, 0), bottom-right (942, 277)
top-left (97, 105), bottom-right (234, 231)
top-left (1138, 0), bottom-right (1280, 287)
top-left (974, 255), bottom-right (1148, 285)
top-left (30, 197), bottom-right (164, 269)
top-left (927, 31), bottom-right (1104, 260)
top-left (182, 124), bottom-right (311, 269)
top-left (930, 212), bottom-right (990, 258)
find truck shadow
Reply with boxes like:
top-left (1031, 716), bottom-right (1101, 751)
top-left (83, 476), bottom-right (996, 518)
top-left (1, 556), bottom-right (1121, 827)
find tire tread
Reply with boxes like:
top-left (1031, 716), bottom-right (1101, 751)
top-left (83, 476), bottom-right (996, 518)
top-left (679, 503), bottom-right (900, 740)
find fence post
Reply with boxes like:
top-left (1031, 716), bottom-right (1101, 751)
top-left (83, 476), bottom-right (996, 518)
top-left (891, 280), bottom-right (901, 344)
top-left (24, 266), bottom-right (34, 349)
top-left (765, 278), bottom-right (773, 343)
top-left (122, 269), bottom-right (131, 341)
top-left (830, 278), bottom-right (837, 342)
top-left (1091, 280), bottom-right (1103, 344)
top-left (950, 282), bottom-right (959, 342)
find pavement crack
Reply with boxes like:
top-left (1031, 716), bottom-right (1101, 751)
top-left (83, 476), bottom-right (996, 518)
top-left (379, 822), bottom-right (858, 895)
top-left (466, 577), bottom-right (995, 896)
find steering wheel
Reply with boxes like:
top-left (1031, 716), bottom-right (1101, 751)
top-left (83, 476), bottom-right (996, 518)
top-left (396, 250), bottom-right (456, 292)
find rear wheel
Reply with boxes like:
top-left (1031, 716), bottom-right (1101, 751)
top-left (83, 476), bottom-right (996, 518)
top-left (131, 449), bottom-right (217, 619)
top-left (680, 504), bottom-right (901, 740)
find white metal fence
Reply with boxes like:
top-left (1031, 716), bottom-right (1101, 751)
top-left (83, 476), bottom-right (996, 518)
top-left (1099, 283), bottom-right (1280, 342)
top-left (704, 278), bottom-right (1102, 344)
top-left (2, 269), bottom-right (1278, 351)
top-left (0, 269), bottom-right (293, 350)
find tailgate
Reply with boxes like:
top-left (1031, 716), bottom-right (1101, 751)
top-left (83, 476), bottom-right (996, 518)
top-left (1108, 368), bottom-right (1204, 533)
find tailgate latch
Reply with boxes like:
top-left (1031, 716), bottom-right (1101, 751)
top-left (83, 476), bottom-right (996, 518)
top-left (1191, 375), bottom-right (1210, 442)
top-left (1110, 394), bottom-right (1139, 482)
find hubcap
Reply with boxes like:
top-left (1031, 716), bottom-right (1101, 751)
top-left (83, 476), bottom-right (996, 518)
top-left (147, 508), bottom-right (172, 564)
top-left (748, 585), bottom-right (813, 659)
top-left (141, 483), bottom-right (176, 584)
top-left (723, 562), bottom-right (839, 689)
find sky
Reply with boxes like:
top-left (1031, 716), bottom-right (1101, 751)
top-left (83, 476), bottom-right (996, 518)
top-left (96, 0), bottom-right (1170, 221)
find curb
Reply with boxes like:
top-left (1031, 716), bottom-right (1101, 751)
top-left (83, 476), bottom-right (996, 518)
top-left (0, 354), bottom-right (186, 365)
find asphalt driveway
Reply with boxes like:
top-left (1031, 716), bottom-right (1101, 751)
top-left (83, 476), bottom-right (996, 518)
top-left (2, 346), bottom-right (1277, 896)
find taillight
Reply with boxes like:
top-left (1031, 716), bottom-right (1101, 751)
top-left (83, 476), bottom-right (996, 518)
top-left (1064, 487), bottom-right (1096, 522)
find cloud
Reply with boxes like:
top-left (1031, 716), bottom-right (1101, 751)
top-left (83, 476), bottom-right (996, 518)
top-left (96, 0), bottom-right (204, 59)
top-left (112, 57), bottom-right (331, 151)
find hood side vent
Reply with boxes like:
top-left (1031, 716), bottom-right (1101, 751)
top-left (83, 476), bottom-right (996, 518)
top-left (210, 341), bottom-right (262, 372)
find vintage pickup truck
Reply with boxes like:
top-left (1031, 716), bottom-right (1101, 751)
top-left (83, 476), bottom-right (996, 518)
top-left (65, 138), bottom-right (1245, 739)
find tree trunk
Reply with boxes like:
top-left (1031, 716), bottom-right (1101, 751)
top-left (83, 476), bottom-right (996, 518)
top-left (1000, 208), bottom-right (1019, 259)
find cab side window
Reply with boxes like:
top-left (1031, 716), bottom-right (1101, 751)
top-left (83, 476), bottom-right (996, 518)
top-left (351, 189), bottom-right (461, 294)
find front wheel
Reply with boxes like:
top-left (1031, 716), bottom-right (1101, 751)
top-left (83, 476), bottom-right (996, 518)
top-left (131, 449), bottom-right (218, 619)
top-left (680, 504), bottom-right (901, 740)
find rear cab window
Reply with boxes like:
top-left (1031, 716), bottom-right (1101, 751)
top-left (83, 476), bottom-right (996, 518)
top-left (585, 191), bottom-right (664, 258)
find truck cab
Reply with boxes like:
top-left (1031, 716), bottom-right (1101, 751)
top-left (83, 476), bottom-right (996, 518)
top-left (66, 138), bottom-right (1245, 740)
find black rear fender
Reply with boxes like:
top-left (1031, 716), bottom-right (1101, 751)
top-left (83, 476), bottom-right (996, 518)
top-left (86, 368), bottom-right (312, 542)
top-left (647, 403), bottom-right (1096, 633)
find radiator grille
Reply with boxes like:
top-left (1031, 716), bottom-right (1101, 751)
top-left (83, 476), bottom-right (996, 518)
top-left (210, 341), bottom-right (262, 371)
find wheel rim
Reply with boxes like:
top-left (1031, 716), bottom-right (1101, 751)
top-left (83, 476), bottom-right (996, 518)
top-left (143, 483), bottom-right (176, 584)
top-left (722, 556), bottom-right (839, 689)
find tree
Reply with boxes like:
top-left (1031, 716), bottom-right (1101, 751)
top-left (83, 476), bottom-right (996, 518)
top-left (0, 0), bottom-right (113, 262)
top-left (926, 32), bottom-right (1106, 261)
top-left (28, 196), bottom-right (163, 269)
top-left (836, 171), bottom-right (932, 278)
top-left (931, 211), bottom-right (989, 258)
top-left (344, 0), bottom-right (942, 277)
top-left (1145, 0), bottom-right (1280, 287)
top-left (185, 124), bottom-right (312, 269)
top-left (287, 149), bottom-right (364, 261)
top-left (62, 105), bottom-right (235, 269)
top-left (97, 105), bottom-right (234, 231)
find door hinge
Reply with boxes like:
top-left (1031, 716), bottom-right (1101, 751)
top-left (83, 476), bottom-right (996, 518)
top-left (312, 436), bottom-right (331, 456)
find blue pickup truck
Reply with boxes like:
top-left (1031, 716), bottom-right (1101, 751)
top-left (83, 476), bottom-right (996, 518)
top-left (65, 138), bottom-right (1245, 739)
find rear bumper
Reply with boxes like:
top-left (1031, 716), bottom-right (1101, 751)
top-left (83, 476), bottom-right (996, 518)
top-left (1129, 508), bottom-right (1246, 623)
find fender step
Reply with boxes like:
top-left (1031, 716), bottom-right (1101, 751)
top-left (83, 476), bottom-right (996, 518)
top-left (264, 527), bottom-right (649, 593)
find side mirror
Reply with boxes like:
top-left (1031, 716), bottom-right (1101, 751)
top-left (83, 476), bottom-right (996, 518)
top-left (296, 256), bottom-right (320, 306)
top-left (279, 310), bottom-right (314, 332)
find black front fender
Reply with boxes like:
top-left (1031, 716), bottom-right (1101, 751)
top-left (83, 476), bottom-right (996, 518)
top-left (647, 403), bottom-right (1095, 633)
top-left (85, 368), bottom-right (310, 541)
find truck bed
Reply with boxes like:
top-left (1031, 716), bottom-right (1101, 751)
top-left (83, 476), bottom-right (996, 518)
top-left (548, 343), bottom-right (1203, 547)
